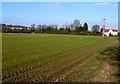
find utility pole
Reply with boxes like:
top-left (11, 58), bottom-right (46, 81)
top-left (102, 19), bottom-right (106, 37)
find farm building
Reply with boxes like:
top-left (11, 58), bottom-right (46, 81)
top-left (103, 29), bottom-right (118, 36)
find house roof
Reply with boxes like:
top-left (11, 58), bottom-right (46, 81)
top-left (112, 29), bottom-right (118, 32)
top-left (104, 29), bottom-right (110, 32)
top-left (104, 29), bottom-right (118, 32)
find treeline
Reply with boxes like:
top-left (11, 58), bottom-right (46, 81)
top-left (1, 23), bottom-right (102, 36)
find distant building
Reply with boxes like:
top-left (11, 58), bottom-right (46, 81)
top-left (27, 27), bottom-right (31, 30)
top-left (103, 29), bottom-right (118, 36)
top-left (10, 27), bottom-right (23, 30)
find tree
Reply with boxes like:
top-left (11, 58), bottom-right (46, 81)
top-left (75, 26), bottom-right (81, 32)
top-left (31, 24), bottom-right (35, 28)
top-left (83, 22), bottom-right (88, 30)
top-left (91, 24), bottom-right (100, 34)
top-left (37, 25), bottom-right (41, 29)
top-left (59, 28), bottom-right (68, 34)
top-left (2, 24), bottom-right (6, 26)
top-left (66, 28), bottom-right (71, 32)
top-left (73, 19), bottom-right (81, 27)
top-left (30, 24), bottom-right (35, 32)
top-left (100, 28), bottom-right (105, 36)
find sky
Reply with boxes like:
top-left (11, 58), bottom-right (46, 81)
top-left (2, 2), bottom-right (118, 30)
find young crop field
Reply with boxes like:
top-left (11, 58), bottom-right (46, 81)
top-left (2, 33), bottom-right (119, 82)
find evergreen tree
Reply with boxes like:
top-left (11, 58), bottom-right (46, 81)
top-left (83, 22), bottom-right (88, 30)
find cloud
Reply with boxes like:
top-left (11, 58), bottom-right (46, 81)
top-left (40, 3), bottom-right (64, 9)
top-left (94, 2), bottom-right (117, 7)
top-left (78, 2), bottom-right (117, 8)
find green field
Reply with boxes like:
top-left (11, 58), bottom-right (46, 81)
top-left (2, 33), bottom-right (118, 82)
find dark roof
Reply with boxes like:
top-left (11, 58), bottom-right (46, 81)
top-left (112, 29), bottom-right (118, 32)
top-left (104, 29), bottom-right (118, 32)
top-left (104, 29), bottom-right (110, 32)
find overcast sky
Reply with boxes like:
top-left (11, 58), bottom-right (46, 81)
top-left (2, 2), bottom-right (118, 30)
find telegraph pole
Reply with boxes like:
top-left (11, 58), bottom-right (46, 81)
top-left (102, 19), bottom-right (106, 37)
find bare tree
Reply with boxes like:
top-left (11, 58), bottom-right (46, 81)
top-left (31, 24), bottom-right (35, 32)
top-left (92, 24), bottom-right (100, 33)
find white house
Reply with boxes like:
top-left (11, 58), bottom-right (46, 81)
top-left (103, 29), bottom-right (118, 36)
